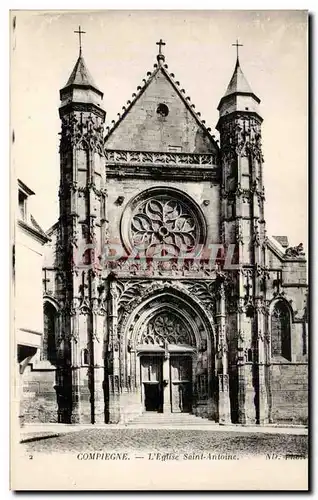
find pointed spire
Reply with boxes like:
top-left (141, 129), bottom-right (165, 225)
top-left (64, 54), bottom-right (99, 90)
top-left (223, 57), bottom-right (254, 99)
top-left (59, 29), bottom-right (105, 121)
top-left (217, 48), bottom-right (260, 116)
top-left (223, 38), bottom-right (254, 97)
top-left (61, 25), bottom-right (102, 96)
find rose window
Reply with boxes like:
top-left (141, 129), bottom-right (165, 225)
top-left (121, 188), bottom-right (207, 258)
top-left (140, 312), bottom-right (193, 346)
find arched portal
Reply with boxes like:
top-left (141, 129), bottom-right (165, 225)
top-left (118, 286), bottom-right (217, 421)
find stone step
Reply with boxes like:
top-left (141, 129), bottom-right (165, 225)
top-left (128, 412), bottom-right (214, 425)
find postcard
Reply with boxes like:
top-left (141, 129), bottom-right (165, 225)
top-left (11, 9), bottom-right (308, 491)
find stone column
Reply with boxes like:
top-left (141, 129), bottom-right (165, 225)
top-left (237, 270), bottom-right (257, 425)
top-left (255, 299), bottom-right (269, 424)
top-left (92, 293), bottom-right (106, 424)
top-left (135, 353), bottom-right (143, 413)
top-left (216, 280), bottom-right (231, 424)
top-left (162, 352), bottom-right (171, 413)
top-left (106, 278), bottom-right (120, 423)
top-left (236, 268), bottom-right (247, 425)
top-left (70, 301), bottom-right (81, 424)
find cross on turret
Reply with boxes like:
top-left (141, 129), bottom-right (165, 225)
top-left (74, 25), bottom-right (86, 55)
top-left (232, 38), bottom-right (243, 60)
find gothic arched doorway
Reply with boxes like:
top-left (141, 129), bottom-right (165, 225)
top-left (138, 310), bottom-right (195, 413)
top-left (119, 287), bottom-right (216, 421)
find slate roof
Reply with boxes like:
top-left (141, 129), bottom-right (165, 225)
top-left (224, 58), bottom-right (254, 97)
top-left (62, 54), bottom-right (102, 95)
top-left (218, 57), bottom-right (260, 109)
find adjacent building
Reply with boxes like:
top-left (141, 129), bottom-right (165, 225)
top-left (15, 180), bottom-right (49, 424)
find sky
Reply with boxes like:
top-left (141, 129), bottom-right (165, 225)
top-left (11, 10), bottom-right (308, 248)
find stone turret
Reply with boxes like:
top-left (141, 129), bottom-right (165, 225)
top-left (216, 54), bottom-right (268, 425)
top-left (57, 50), bottom-right (107, 423)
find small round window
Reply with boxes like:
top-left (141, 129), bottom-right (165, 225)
top-left (156, 103), bottom-right (169, 117)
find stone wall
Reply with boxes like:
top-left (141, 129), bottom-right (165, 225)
top-left (269, 363), bottom-right (308, 424)
top-left (106, 69), bottom-right (217, 154)
top-left (22, 364), bottom-right (58, 423)
top-left (265, 240), bottom-right (308, 425)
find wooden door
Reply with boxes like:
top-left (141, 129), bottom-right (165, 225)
top-left (140, 356), bottom-right (163, 412)
top-left (170, 356), bottom-right (192, 413)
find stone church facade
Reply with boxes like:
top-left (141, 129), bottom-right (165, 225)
top-left (21, 42), bottom-right (308, 426)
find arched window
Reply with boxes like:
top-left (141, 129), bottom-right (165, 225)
top-left (271, 301), bottom-right (291, 361)
top-left (43, 302), bottom-right (57, 364)
top-left (82, 348), bottom-right (89, 366)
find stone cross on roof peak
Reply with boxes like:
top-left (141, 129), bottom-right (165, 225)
top-left (156, 39), bottom-right (166, 64)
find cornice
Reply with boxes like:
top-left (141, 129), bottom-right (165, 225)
top-left (104, 149), bottom-right (220, 180)
top-left (216, 109), bottom-right (263, 131)
top-left (106, 164), bottom-right (220, 181)
top-left (59, 102), bottom-right (106, 120)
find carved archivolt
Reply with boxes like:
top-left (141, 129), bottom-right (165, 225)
top-left (116, 280), bottom-right (216, 361)
top-left (121, 187), bottom-right (207, 258)
top-left (117, 280), bottom-right (213, 325)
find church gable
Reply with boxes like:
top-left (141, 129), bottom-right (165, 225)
top-left (105, 66), bottom-right (218, 155)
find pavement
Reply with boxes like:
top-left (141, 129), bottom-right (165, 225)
top-left (19, 427), bottom-right (308, 459)
top-left (19, 421), bottom-right (308, 443)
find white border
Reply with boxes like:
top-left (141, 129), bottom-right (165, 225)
top-left (4, 2), bottom-right (316, 498)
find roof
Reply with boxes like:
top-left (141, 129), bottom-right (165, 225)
top-left (218, 57), bottom-right (260, 108)
top-left (224, 58), bottom-right (254, 97)
top-left (46, 221), bottom-right (59, 237)
top-left (61, 54), bottom-right (102, 95)
top-left (18, 215), bottom-right (49, 244)
top-left (18, 179), bottom-right (35, 197)
top-left (30, 215), bottom-right (49, 240)
top-left (104, 59), bottom-right (219, 151)
top-left (266, 236), bottom-right (287, 261)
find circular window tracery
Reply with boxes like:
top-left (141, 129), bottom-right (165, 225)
top-left (140, 312), bottom-right (193, 346)
top-left (121, 188), bottom-right (206, 258)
